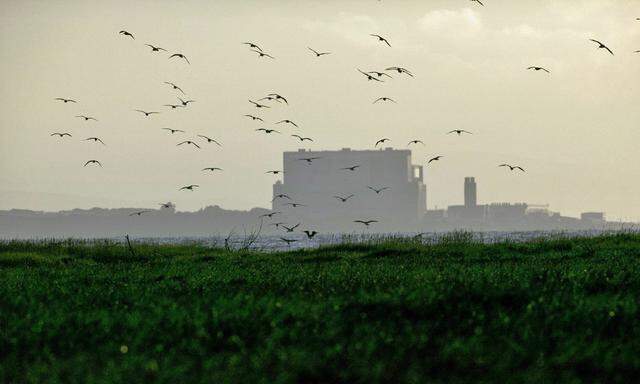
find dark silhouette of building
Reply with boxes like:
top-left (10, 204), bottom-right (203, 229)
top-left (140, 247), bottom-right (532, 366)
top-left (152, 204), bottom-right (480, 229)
top-left (464, 177), bottom-right (477, 207)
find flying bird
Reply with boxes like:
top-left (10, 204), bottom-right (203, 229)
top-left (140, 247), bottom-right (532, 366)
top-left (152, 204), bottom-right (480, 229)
top-left (291, 135), bottom-right (313, 142)
top-left (298, 157), bottom-right (321, 164)
top-left (270, 222), bottom-right (285, 228)
top-left (386, 67), bottom-right (414, 77)
top-left (251, 49), bottom-right (275, 59)
top-left (281, 223), bottom-right (301, 232)
top-left (499, 164), bottom-right (525, 172)
top-left (256, 128), bottom-right (280, 134)
top-left (145, 44), bottom-right (166, 52)
top-left (370, 34), bottom-right (391, 47)
top-left (367, 71), bottom-right (393, 79)
top-left (527, 66), bottom-right (550, 73)
top-left (374, 97), bottom-right (396, 104)
top-left (85, 137), bottom-right (106, 145)
top-left (303, 230), bottom-right (318, 239)
top-left (177, 140), bottom-right (201, 148)
top-left (273, 194), bottom-right (292, 201)
top-left (448, 129), bottom-right (472, 135)
top-left (341, 165), bottom-right (360, 171)
top-left (354, 220), bottom-right (378, 226)
top-left (198, 135), bottom-right (222, 146)
top-left (177, 97), bottom-right (195, 106)
top-left (180, 185), bottom-right (199, 191)
top-left (367, 186), bottom-right (390, 194)
top-left (260, 211), bottom-right (281, 218)
top-left (51, 132), bottom-right (72, 138)
top-left (589, 39), bottom-right (614, 55)
top-left (308, 47), bottom-right (331, 57)
top-left (284, 203), bottom-right (306, 208)
top-left (164, 82), bottom-right (185, 94)
top-left (119, 30), bottom-right (134, 39)
top-left (427, 155), bottom-right (443, 164)
top-left (129, 210), bottom-right (152, 217)
top-left (159, 202), bottom-right (174, 209)
top-left (249, 99), bottom-right (270, 108)
top-left (375, 138), bottom-right (391, 147)
top-left (169, 53), bottom-right (190, 63)
top-left (334, 194), bottom-right (355, 202)
top-left (242, 42), bottom-right (262, 51)
top-left (162, 128), bottom-right (184, 134)
top-left (54, 98), bottom-right (76, 103)
top-left (164, 104), bottom-right (185, 109)
top-left (358, 69), bottom-right (384, 82)
top-left (470, 0), bottom-right (484, 6)
top-left (76, 115), bottom-right (97, 121)
top-left (135, 110), bottom-right (159, 117)
top-left (84, 160), bottom-right (102, 167)
top-left (276, 119), bottom-right (299, 128)
top-left (267, 94), bottom-right (288, 104)
top-left (244, 114), bottom-right (264, 121)
top-left (266, 170), bottom-right (283, 175)
top-left (202, 167), bottom-right (223, 172)
top-left (408, 140), bottom-right (424, 146)
top-left (280, 238), bottom-right (297, 245)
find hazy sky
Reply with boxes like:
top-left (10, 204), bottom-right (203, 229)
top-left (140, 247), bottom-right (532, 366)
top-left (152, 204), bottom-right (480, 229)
top-left (1, 0), bottom-right (639, 220)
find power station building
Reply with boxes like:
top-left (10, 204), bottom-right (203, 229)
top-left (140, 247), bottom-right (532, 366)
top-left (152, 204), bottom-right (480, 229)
top-left (272, 148), bottom-right (426, 231)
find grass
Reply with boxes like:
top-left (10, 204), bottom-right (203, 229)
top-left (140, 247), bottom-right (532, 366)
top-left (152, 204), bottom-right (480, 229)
top-left (1, 233), bottom-right (640, 383)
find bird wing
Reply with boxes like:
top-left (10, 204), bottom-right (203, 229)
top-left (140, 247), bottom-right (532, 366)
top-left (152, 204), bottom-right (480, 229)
top-left (308, 47), bottom-right (319, 55)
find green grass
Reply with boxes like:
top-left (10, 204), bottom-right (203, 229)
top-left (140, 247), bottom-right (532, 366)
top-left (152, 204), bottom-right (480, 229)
top-left (1, 233), bottom-right (640, 383)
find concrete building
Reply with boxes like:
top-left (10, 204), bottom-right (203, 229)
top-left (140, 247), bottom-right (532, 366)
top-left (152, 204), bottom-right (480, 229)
top-left (464, 177), bottom-right (477, 208)
top-left (272, 148), bottom-right (426, 231)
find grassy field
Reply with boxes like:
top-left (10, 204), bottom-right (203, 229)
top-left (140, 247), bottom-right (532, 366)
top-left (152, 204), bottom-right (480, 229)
top-left (1, 233), bottom-right (640, 383)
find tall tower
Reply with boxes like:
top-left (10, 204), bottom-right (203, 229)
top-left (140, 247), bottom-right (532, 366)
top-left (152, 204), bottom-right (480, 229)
top-left (464, 177), bottom-right (477, 207)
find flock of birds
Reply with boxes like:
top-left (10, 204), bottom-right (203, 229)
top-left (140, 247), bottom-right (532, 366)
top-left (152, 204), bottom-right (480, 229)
top-left (49, 9), bottom-right (639, 245)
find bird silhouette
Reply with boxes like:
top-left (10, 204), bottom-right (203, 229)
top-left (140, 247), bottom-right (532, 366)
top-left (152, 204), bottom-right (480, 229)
top-left (251, 49), bottom-right (275, 59)
top-left (375, 138), bottom-right (391, 147)
top-left (308, 47), bottom-right (331, 57)
top-left (370, 34), bottom-right (391, 47)
top-left (164, 82), bottom-right (185, 94)
top-left (276, 119), bottom-right (299, 128)
top-left (51, 132), bottom-right (72, 138)
top-left (169, 53), bottom-right (190, 63)
top-left (198, 135), bottom-right (222, 146)
top-left (135, 110), bottom-right (160, 117)
top-left (354, 220), bottom-right (378, 226)
top-left (334, 194), bottom-right (355, 202)
top-left (129, 210), bottom-right (152, 216)
top-left (448, 129), bottom-right (472, 135)
top-left (267, 94), bottom-right (288, 104)
top-left (374, 97), bottom-right (396, 104)
top-left (266, 170), bottom-right (283, 175)
top-left (260, 211), bottom-right (281, 218)
top-left (256, 128), bottom-right (280, 134)
top-left (367, 186), bottom-right (390, 194)
top-left (177, 97), bottom-right (195, 106)
top-left (177, 141), bottom-right (201, 149)
top-left (341, 165), bottom-right (360, 171)
top-left (281, 223), bottom-right (301, 232)
top-left (427, 155), bottom-right (443, 164)
top-left (244, 114), bottom-right (264, 121)
top-left (273, 194), bottom-right (292, 201)
top-left (202, 167), bottom-right (223, 172)
top-left (367, 71), bottom-right (393, 79)
top-left (145, 44), bottom-right (166, 52)
top-left (180, 184), bottom-right (199, 191)
top-left (527, 66), bottom-right (550, 73)
top-left (408, 140), bottom-right (424, 146)
top-left (159, 202), bottom-right (174, 209)
top-left (162, 128), bottom-right (185, 134)
top-left (270, 222), bottom-right (285, 228)
top-left (164, 104), bottom-right (185, 109)
top-left (284, 203), bottom-right (306, 208)
top-left (76, 115), bottom-right (97, 121)
top-left (386, 67), bottom-right (414, 77)
top-left (470, 0), bottom-right (484, 6)
top-left (298, 157), bottom-right (321, 164)
top-left (589, 39), bottom-right (614, 55)
top-left (358, 69), bottom-right (384, 82)
top-left (249, 99), bottom-right (270, 108)
top-left (119, 30), bottom-right (134, 39)
top-left (303, 230), bottom-right (318, 239)
top-left (54, 98), bottom-right (76, 103)
top-left (499, 164), bottom-right (525, 172)
top-left (84, 160), bottom-right (102, 167)
top-left (292, 135), bottom-right (313, 142)
top-left (85, 137), bottom-right (106, 145)
top-left (280, 238), bottom-right (297, 245)
top-left (243, 42), bottom-right (262, 51)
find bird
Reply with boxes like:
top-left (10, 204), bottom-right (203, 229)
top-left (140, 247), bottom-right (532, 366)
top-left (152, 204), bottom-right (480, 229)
top-left (164, 104), bottom-right (185, 109)
top-left (270, 222), bottom-right (285, 228)
top-left (242, 42), bottom-right (263, 51)
top-left (298, 157), bottom-right (321, 164)
top-left (408, 140), bottom-right (424, 146)
top-left (85, 137), bottom-right (106, 145)
top-left (119, 30), bottom-right (134, 39)
top-left (470, 0), bottom-right (484, 6)
top-left (244, 114), bottom-right (264, 121)
top-left (84, 160), bottom-right (102, 167)
top-left (162, 128), bottom-right (185, 134)
top-left (303, 230), bottom-right (318, 239)
top-left (129, 210), bottom-right (152, 217)
top-left (284, 203), bottom-right (306, 208)
top-left (375, 138), bottom-right (391, 147)
top-left (589, 39), bottom-right (614, 55)
top-left (256, 128), bottom-right (280, 134)
top-left (367, 186), bottom-right (390, 194)
top-left (370, 34), bottom-right (391, 47)
top-left (159, 202), bottom-right (174, 209)
top-left (54, 98), bottom-right (76, 103)
top-left (267, 93), bottom-right (288, 104)
top-left (499, 164), bottom-right (525, 172)
top-left (358, 69), bottom-right (384, 82)
top-left (180, 185), bottom-right (199, 191)
top-left (135, 110), bottom-right (159, 117)
top-left (197, 135), bottom-right (222, 146)
top-left (354, 220), bottom-right (378, 226)
top-left (202, 167), bottom-right (223, 172)
top-left (386, 67), bottom-right (414, 77)
top-left (177, 97), bottom-right (195, 106)
top-left (281, 223), bottom-right (301, 232)
top-left (448, 129), bottom-right (472, 135)
top-left (527, 66), bottom-right (550, 73)
top-left (427, 155), bottom-right (443, 164)
top-left (367, 71), bottom-right (393, 79)
top-left (251, 49), bottom-right (274, 59)
top-left (276, 119), bottom-right (299, 128)
top-left (259, 96), bottom-right (279, 103)
top-left (272, 194), bottom-right (292, 201)
top-left (50, 132), bottom-right (72, 138)
top-left (76, 115), bottom-right (97, 121)
top-left (169, 53), bottom-right (190, 63)
top-left (291, 135), bottom-right (313, 142)
top-left (635, 50), bottom-right (640, 53)
top-left (334, 194), bottom-right (354, 202)
top-left (266, 170), bottom-right (283, 175)
top-left (280, 238), bottom-right (297, 245)
top-left (341, 165), bottom-right (360, 171)
top-left (249, 99), bottom-right (270, 108)
top-left (374, 97), bottom-right (396, 104)
top-left (145, 44), bottom-right (166, 52)
top-left (308, 47), bottom-right (331, 57)
top-left (177, 141), bottom-right (201, 149)
top-left (165, 82), bottom-right (185, 94)
top-left (260, 212), bottom-right (281, 218)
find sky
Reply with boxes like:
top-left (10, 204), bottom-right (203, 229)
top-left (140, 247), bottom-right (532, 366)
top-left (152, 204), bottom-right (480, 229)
top-left (0, 0), bottom-right (639, 220)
